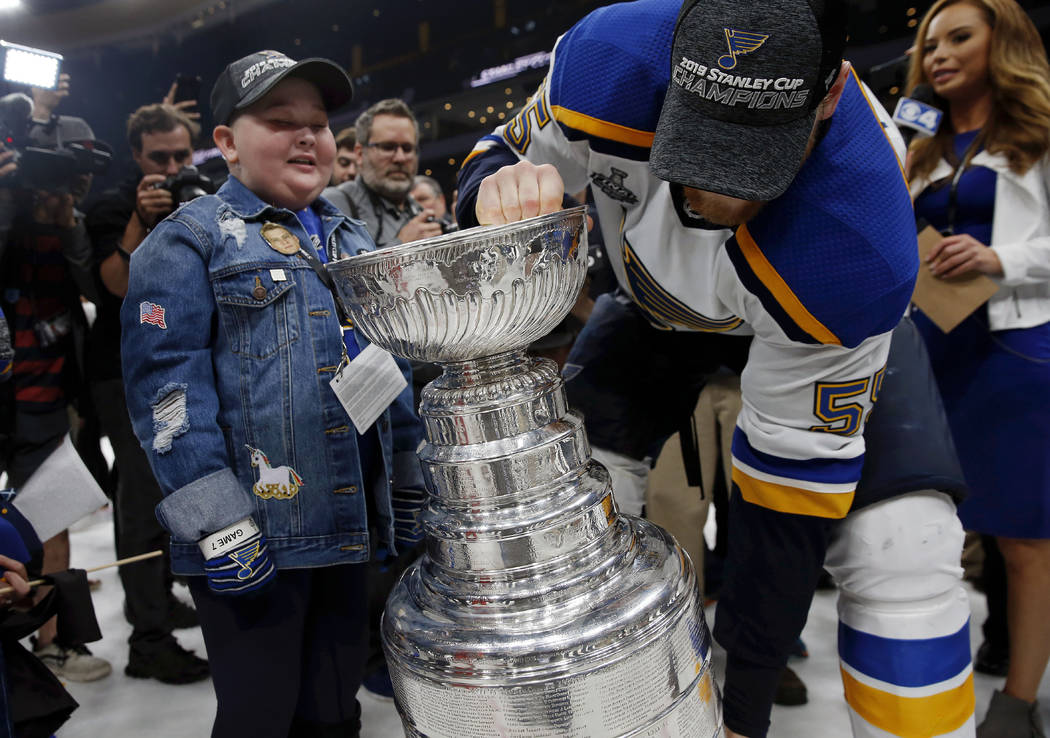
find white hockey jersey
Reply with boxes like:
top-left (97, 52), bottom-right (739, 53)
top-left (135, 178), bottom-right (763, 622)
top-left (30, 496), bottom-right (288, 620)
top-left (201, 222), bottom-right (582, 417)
top-left (459, 0), bottom-right (918, 520)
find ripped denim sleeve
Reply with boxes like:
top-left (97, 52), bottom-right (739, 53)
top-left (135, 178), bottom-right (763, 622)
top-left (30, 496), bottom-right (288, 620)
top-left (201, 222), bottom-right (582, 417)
top-left (152, 382), bottom-right (189, 453)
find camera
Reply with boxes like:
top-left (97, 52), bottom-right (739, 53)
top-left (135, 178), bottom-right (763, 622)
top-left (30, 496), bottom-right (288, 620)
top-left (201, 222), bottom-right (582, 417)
top-left (0, 93), bottom-right (111, 192)
top-left (153, 165), bottom-right (214, 204)
top-left (33, 311), bottom-right (72, 348)
top-left (426, 214), bottom-right (459, 234)
top-left (0, 92), bottom-right (32, 147)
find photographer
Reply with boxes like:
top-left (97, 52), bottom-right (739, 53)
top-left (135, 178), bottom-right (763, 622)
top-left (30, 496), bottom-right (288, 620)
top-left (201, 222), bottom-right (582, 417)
top-left (0, 143), bottom-right (15, 248)
top-left (89, 104), bottom-right (203, 298)
top-left (410, 174), bottom-right (456, 233)
top-left (83, 103), bottom-right (209, 685)
top-left (0, 109), bottom-right (111, 683)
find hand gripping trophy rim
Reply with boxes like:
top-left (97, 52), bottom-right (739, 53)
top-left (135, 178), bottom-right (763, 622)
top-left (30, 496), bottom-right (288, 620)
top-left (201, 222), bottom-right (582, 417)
top-left (327, 206), bottom-right (589, 364)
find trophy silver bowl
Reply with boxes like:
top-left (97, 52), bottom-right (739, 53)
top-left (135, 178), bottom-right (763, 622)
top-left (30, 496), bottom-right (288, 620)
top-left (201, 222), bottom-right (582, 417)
top-left (330, 207), bottom-right (721, 738)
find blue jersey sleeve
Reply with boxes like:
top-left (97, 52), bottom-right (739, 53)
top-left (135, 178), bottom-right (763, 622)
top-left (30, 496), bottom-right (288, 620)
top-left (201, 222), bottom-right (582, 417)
top-left (726, 73), bottom-right (918, 349)
top-left (544, 0), bottom-right (678, 161)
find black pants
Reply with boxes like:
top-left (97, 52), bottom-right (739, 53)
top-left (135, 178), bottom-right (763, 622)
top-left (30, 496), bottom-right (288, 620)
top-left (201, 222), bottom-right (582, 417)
top-left (981, 534), bottom-right (1009, 650)
top-left (564, 292), bottom-right (750, 461)
top-left (3, 409), bottom-right (68, 488)
top-left (189, 564), bottom-right (368, 738)
top-left (365, 544), bottom-right (420, 677)
top-left (92, 379), bottom-right (173, 649)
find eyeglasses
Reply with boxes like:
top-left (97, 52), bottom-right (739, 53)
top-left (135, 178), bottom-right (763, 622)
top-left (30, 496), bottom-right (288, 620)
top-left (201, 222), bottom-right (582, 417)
top-left (146, 149), bottom-right (193, 166)
top-left (365, 141), bottom-right (417, 156)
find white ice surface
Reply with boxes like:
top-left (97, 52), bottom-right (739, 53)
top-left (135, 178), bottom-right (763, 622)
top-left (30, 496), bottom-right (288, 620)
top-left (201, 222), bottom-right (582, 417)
top-left (39, 505), bottom-right (1050, 737)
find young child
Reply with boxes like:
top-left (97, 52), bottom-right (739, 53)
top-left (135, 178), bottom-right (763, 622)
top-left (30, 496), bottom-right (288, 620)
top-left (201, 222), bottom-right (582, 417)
top-left (120, 51), bottom-right (425, 737)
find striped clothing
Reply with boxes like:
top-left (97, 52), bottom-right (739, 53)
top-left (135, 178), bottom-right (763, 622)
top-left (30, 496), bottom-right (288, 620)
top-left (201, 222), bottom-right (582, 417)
top-left (4, 226), bottom-right (76, 414)
top-left (0, 306), bottom-right (11, 381)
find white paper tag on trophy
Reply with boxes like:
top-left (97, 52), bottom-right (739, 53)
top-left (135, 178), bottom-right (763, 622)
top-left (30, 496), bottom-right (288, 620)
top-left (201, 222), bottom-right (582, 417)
top-left (330, 344), bottom-right (407, 434)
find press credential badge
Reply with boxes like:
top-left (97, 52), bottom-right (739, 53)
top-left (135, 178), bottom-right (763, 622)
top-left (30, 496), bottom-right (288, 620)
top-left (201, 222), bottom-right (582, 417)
top-left (331, 344), bottom-right (407, 434)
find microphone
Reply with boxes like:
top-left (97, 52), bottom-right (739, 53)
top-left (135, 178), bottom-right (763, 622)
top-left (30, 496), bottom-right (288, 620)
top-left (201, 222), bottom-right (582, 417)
top-left (892, 84), bottom-right (944, 147)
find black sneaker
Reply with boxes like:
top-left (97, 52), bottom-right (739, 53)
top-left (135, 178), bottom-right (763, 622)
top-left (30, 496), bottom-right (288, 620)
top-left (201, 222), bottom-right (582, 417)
top-left (975, 640), bottom-right (1010, 677)
top-left (773, 665), bottom-right (808, 706)
top-left (167, 596), bottom-right (199, 630)
top-left (125, 638), bottom-right (210, 685)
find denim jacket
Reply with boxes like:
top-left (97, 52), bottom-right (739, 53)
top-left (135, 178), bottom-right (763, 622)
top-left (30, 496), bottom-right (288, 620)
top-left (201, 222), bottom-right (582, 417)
top-left (120, 176), bottom-right (423, 575)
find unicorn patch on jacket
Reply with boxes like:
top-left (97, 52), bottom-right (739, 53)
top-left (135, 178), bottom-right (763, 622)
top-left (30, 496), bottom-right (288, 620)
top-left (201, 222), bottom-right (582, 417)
top-left (245, 445), bottom-right (304, 500)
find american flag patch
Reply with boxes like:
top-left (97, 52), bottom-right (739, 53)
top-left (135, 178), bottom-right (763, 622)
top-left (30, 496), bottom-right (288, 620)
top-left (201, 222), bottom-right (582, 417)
top-left (139, 301), bottom-right (167, 329)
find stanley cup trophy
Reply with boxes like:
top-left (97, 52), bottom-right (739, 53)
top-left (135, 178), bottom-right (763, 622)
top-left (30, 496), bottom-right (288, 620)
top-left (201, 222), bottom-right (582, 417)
top-left (329, 206), bottom-right (722, 737)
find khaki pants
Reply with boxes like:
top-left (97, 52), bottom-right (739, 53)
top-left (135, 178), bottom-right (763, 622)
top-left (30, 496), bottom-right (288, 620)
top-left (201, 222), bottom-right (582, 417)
top-left (645, 373), bottom-right (742, 594)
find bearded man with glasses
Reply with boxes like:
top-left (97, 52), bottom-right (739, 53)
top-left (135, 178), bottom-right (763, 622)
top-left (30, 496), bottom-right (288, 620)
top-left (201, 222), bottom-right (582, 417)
top-left (82, 102), bottom-right (210, 686)
top-left (323, 98), bottom-right (443, 248)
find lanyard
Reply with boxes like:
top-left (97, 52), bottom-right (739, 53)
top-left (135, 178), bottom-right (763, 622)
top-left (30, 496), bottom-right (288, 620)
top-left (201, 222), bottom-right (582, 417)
top-left (292, 209), bottom-right (354, 332)
top-left (296, 245), bottom-right (352, 324)
top-left (945, 133), bottom-right (983, 236)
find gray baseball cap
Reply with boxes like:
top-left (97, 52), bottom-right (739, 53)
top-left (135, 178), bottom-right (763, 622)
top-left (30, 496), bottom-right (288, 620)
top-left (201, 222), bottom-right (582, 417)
top-left (650, 0), bottom-right (847, 201)
top-left (210, 50), bottom-right (353, 126)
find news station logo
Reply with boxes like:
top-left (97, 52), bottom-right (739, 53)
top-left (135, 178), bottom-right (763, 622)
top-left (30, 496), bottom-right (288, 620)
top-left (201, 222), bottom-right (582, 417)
top-left (892, 97), bottom-right (943, 137)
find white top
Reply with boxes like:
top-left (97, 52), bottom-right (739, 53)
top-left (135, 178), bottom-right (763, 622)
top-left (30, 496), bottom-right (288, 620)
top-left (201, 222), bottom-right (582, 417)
top-left (911, 149), bottom-right (1050, 331)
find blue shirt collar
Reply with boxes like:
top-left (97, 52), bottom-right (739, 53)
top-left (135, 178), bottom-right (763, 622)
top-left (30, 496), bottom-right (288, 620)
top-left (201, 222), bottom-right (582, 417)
top-left (216, 175), bottom-right (348, 222)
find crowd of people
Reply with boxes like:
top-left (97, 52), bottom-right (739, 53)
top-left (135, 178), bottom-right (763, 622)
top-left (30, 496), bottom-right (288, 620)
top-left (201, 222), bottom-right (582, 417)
top-left (1, 0), bottom-right (1049, 737)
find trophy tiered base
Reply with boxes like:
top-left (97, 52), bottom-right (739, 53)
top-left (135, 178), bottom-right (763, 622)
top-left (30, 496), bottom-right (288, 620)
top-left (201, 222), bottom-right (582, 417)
top-left (384, 351), bottom-right (721, 737)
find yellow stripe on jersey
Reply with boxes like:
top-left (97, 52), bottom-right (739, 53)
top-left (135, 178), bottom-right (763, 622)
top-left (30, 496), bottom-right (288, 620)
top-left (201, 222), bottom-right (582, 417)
top-left (841, 668), bottom-right (975, 738)
top-left (623, 238), bottom-right (744, 332)
top-left (461, 146), bottom-right (488, 168)
top-left (550, 106), bottom-right (655, 149)
top-left (735, 224), bottom-right (842, 346)
top-left (732, 464), bottom-right (854, 518)
top-left (850, 66), bottom-right (910, 190)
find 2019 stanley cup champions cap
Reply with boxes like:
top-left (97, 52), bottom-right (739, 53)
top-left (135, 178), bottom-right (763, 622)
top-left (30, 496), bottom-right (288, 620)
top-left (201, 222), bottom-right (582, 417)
top-left (650, 0), bottom-right (848, 201)
top-left (210, 50), bottom-right (354, 126)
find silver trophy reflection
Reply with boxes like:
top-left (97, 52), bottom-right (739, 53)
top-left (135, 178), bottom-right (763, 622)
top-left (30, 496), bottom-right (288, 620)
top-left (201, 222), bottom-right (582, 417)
top-left (329, 207), bottom-right (721, 738)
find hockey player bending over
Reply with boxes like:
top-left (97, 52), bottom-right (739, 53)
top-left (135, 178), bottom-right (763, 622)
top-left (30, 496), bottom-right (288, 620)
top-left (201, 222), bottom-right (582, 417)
top-left (457, 0), bottom-right (974, 736)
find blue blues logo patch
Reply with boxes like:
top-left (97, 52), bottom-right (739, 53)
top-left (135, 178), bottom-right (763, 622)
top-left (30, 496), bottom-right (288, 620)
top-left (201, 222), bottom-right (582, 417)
top-left (229, 540), bottom-right (263, 579)
top-left (718, 29), bottom-right (770, 70)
